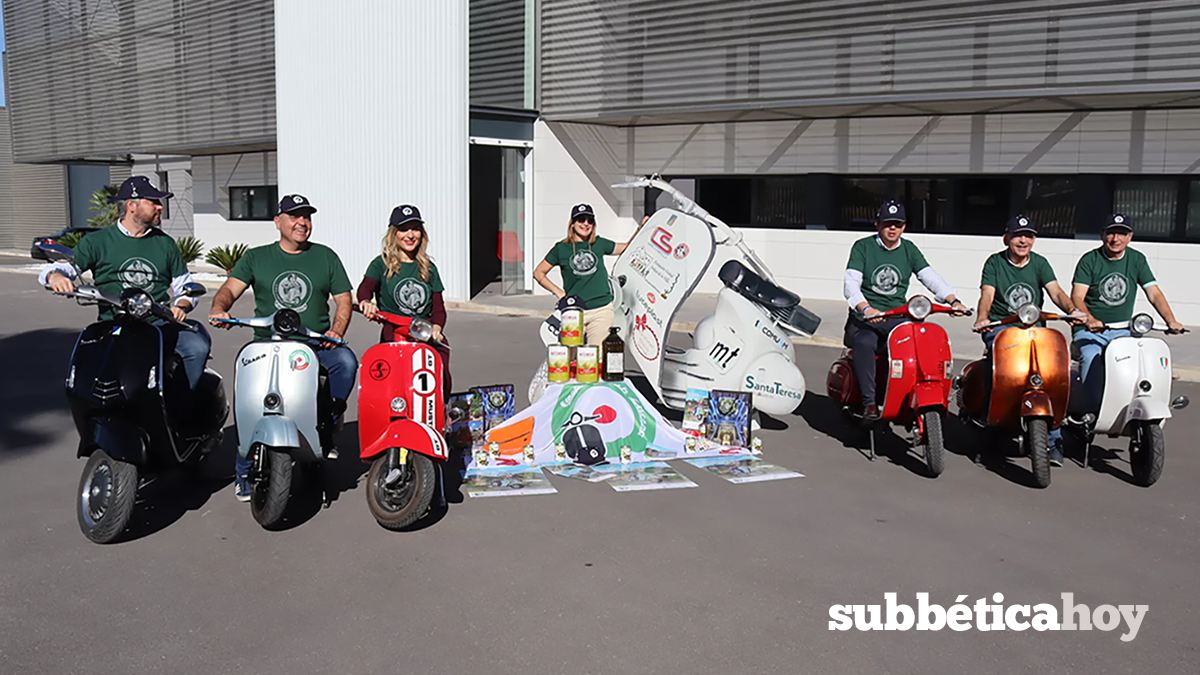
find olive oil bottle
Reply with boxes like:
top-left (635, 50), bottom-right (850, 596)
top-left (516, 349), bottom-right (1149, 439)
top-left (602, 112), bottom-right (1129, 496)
top-left (602, 326), bottom-right (625, 382)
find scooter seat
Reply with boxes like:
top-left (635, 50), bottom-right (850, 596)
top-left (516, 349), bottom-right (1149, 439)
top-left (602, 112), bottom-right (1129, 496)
top-left (718, 260), bottom-right (822, 335)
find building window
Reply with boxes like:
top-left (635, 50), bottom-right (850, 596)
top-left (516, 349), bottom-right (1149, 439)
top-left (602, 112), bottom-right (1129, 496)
top-left (1021, 177), bottom-right (1076, 237)
top-left (695, 178), bottom-right (752, 226)
top-left (1113, 179), bottom-right (1176, 239)
top-left (753, 177), bottom-right (805, 228)
top-left (1188, 181), bottom-right (1200, 240)
top-left (840, 178), bottom-right (893, 230)
top-left (230, 186), bottom-right (278, 221)
top-left (157, 171), bottom-right (171, 220)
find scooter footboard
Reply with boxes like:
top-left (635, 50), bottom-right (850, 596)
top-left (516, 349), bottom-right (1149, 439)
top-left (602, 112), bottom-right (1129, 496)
top-left (360, 418), bottom-right (448, 462)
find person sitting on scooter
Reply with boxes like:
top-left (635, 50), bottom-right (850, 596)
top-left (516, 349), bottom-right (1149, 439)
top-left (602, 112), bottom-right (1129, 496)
top-left (40, 175), bottom-right (213, 393)
top-left (1071, 214), bottom-right (1185, 414)
top-left (843, 200), bottom-right (969, 421)
top-left (973, 215), bottom-right (1079, 466)
top-left (207, 194), bottom-right (357, 501)
top-left (533, 204), bottom-right (638, 345)
top-left (356, 204), bottom-right (453, 395)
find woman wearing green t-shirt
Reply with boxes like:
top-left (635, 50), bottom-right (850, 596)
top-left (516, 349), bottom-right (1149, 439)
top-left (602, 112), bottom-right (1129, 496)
top-left (356, 204), bottom-right (452, 393)
top-left (533, 203), bottom-right (638, 345)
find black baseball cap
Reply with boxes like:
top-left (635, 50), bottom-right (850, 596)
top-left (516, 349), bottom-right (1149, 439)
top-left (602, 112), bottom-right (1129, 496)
top-left (1005, 215), bottom-right (1037, 235)
top-left (389, 204), bottom-right (424, 228)
top-left (110, 175), bottom-right (173, 203)
top-left (1103, 213), bottom-right (1133, 232)
top-left (877, 201), bottom-right (906, 223)
top-left (571, 204), bottom-right (595, 220)
top-left (277, 194), bottom-right (317, 216)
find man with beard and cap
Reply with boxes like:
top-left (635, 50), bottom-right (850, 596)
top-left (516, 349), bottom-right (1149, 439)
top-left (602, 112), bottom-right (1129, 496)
top-left (40, 175), bottom-right (213, 393)
top-left (208, 194), bottom-right (357, 501)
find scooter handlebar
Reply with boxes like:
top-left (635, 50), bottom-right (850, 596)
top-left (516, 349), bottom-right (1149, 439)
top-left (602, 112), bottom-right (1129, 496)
top-left (353, 304), bottom-right (450, 350)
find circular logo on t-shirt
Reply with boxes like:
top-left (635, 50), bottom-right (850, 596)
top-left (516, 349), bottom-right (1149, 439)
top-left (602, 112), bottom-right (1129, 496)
top-left (870, 264), bottom-right (902, 295)
top-left (272, 271), bottom-right (312, 312)
top-left (393, 277), bottom-right (430, 315)
top-left (1099, 273), bottom-right (1129, 307)
top-left (570, 249), bottom-right (598, 276)
top-left (1005, 283), bottom-right (1035, 310)
top-left (119, 257), bottom-right (158, 289)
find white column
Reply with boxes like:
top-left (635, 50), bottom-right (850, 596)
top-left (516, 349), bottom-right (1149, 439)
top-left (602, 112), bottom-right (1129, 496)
top-left (274, 0), bottom-right (470, 300)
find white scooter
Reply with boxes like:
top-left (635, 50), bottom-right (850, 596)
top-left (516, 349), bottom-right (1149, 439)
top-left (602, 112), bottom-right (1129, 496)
top-left (1063, 313), bottom-right (1189, 487)
top-left (531, 176), bottom-right (820, 417)
top-left (214, 310), bottom-right (346, 527)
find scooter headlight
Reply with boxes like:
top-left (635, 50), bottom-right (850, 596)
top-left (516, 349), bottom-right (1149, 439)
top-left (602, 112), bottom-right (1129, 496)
top-left (1017, 304), bottom-right (1041, 327)
top-left (1131, 313), bottom-right (1154, 337)
top-left (908, 295), bottom-right (932, 320)
top-left (408, 318), bottom-right (433, 342)
top-left (121, 289), bottom-right (153, 319)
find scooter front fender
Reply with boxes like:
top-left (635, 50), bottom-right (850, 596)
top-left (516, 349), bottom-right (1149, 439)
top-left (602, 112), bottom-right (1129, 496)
top-left (1126, 396), bottom-right (1171, 425)
top-left (88, 417), bottom-right (147, 466)
top-left (1021, 390), bottom-right (1055, 422)
top-left (911, 381), bottom-right (948, 411)
top-left (244, 416), bottom-right (301, 459)
top-left (360, 418), bottom-right (448, 462)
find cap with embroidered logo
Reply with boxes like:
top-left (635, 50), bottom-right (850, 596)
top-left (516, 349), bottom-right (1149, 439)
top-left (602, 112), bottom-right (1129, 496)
top-left (876, 201), bottom-right (906, 223)
top-left (1005, 215), bottom-right (1038, 235)
top-left (389, 204), bottom-right (424, 228)
top-left (109, 175), bottom-right (173, 203)
top-left (571, 203), bottom-right (595, 220)
top-left (1103, 213), bottom-right (1133, 232)
top-left (276, 194), bottom-right (317, 216)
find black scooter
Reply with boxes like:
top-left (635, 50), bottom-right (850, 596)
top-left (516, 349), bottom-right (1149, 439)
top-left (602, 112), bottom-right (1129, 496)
top-left (42, 245), bottom-right (228, 543)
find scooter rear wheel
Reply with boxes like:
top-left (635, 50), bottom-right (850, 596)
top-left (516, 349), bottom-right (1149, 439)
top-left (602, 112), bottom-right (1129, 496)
top-left (1130, 421), bottom-right (1164, 487)
top-left (1027, 418), bottom-right (1051, 488)
top-left (251, 447), bottom-right (293, 529)
top-left (366, 452), bottom-right (436, 531)
top-left (77, 450), bottom-right (138, 544)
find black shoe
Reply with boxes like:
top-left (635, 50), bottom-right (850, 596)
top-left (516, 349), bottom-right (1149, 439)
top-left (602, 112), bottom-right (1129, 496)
top-left (864, 404), bottom-right (882, 422)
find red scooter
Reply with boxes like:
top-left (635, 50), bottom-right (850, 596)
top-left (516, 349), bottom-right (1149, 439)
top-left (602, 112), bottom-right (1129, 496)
top-left (826, 296), bottom-right (969, 476)
top-left (356, 306), bottom-right (449, 530)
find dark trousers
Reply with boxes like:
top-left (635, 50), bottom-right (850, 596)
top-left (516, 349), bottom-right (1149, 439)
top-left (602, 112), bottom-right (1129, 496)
top-left (844, 313), bottom-right (908, 406)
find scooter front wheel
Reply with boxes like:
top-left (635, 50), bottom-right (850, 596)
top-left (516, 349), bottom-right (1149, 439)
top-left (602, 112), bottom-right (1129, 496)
top-left (922, 410), bottom-right (945, 477)
top-left (77, 450), bottom-right (139, 544)
top-left (1027, 418), bottom-right (1051, 488)
top-left (366, 451), bottom-right (436, 531)
top-left (1130, 421), bottom-right (1164, 487)
top-left (251, 447), bottom-right (293, 529)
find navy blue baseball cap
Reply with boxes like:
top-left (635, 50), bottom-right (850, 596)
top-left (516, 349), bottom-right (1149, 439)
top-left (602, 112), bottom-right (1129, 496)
top-left (1006, 215), bottom-right (1037, 235)
top-left (1104, 213), bottom-right (1133, 232)
top-left (277, 194), bottom-right (317, 216)
top-left (877, 201), bottom-right (906, 223)
top-left (389, 204), bottom-right (424, 228)
top-left (109, 175), bottom-right (173, 203)
top-left (571, 203), bottom-right (595, 220)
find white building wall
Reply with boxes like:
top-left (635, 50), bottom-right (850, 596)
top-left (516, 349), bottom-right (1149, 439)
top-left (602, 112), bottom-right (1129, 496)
top-left (193, 152), bottom-right (281, 255)
top-left (274, 0), bottom-right (470, 300)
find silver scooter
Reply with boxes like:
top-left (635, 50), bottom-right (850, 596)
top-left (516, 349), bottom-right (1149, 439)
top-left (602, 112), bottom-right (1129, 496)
top-left (214, 310), bottom-right (346, 527)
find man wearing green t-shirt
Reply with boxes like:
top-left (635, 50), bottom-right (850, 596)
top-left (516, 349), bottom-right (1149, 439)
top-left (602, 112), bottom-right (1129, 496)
top-left (1071, 214), bottom-right (1185, 413)
top-left (208, 194), bottom-right (356, 500)
top-left (843, 201), bottom-right (969, 420)
top-left (41, 176), bottom-right (212, 392)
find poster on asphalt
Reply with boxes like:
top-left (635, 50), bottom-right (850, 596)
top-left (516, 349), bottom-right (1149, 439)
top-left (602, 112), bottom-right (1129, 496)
top-left (594, 461), bottom-right (699, 492)
top-left (684, 456), bottom-right (805, 484)
top-left (463, 467), bottom-right (559, 498)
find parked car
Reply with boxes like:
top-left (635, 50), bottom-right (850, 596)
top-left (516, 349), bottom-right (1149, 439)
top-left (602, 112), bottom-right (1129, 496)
top-left (30, 228), bottom-right (101, 260)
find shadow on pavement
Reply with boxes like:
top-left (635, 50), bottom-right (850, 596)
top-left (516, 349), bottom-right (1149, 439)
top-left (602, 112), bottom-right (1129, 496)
top-left (0, 328), bottom-right (80, 458)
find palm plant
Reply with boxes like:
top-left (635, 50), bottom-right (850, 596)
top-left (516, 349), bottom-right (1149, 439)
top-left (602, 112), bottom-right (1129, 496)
top-left (205, 243), bottom-right (249, 274)
top-left (176, 236), bottom-right (205, 264)
top-left (87, 185), bottom-right (120, 228)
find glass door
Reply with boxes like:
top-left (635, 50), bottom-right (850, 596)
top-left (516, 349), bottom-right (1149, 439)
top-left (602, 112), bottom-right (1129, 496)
top-left (499, 147), bottom-right (528, 295)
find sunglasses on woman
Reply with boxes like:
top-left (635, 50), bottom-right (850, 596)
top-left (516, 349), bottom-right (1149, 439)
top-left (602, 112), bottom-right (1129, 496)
top-left (573, 217), bottom-right (595, 225)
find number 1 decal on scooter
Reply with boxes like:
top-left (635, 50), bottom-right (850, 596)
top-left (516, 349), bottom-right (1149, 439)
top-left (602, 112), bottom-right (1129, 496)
top-left (411, 348), bottom-right (438, 427)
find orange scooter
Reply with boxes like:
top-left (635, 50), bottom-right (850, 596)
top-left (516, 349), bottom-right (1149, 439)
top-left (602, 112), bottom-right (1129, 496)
top-left (956, 305), bottom-right (1080, 488)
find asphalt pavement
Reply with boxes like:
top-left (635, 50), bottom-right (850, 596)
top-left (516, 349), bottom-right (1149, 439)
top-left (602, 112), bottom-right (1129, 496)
top-left (2, 272), bottom-right (1200, 675)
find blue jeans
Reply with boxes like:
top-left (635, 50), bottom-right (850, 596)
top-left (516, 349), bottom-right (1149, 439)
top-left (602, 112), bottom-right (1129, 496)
top-left (1073, 328), bottom-right (1131, 413)
top-left (157, 319), bottom-right (212, 390)
top-left (980, 327), bottom-right (1065, 453)
top-left (235, 342), bottom-right (358, 480)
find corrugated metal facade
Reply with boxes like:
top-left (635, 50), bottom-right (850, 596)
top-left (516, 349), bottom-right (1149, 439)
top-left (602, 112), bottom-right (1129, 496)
top-left (0, 108), bottom-right (70, 250)
top-left (275, 0), bottom-right (470, 300)
top-left (2, 0), bottom-right (276, 163)
top-left (471, 0), bottom-right (527, 109)
top-left (540, 0), bottom-right (1200, 122)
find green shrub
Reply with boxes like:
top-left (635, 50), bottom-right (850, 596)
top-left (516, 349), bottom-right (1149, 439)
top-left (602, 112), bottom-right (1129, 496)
top-left (176, 236), bottom-right (205, 264)
top-left (205, 243), bottom-right (249, 274)
top-left (57, 231), bottom-right (88, 249)
top-left (88, 185), bottom-right (119, 228)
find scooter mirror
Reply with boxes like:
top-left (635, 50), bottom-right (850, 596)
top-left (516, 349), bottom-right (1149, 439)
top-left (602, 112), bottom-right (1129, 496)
top-left (1171, 395), bottom-right (1190, 410)
top-left (180, 282), bottom-right (207, 298)
top-left (38, 242), bottom-right (76, 263)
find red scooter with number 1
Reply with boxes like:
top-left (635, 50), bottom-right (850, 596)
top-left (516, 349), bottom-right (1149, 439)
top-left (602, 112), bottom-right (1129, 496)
top-left (826, 295), bottom-right (970, 476)
top-left (355, 305), bottom-right (449, 530)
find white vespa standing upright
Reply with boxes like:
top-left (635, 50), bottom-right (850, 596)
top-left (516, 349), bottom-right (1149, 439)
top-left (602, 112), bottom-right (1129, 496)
top-left (609, 176), bottom-right (821, 416)
top-left (215, 309), bottom-right (346, 527)
top-left (1063, 313), bottom-right (1189, 486)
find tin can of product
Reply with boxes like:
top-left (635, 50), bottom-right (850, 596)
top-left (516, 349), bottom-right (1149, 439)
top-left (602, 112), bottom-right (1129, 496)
top-left (685, 436), bottom-right (698, 454)
top-left (523, 445), bottom-right (535, 464)
top-left (555, 443), bottom-right (567, 461)
top-left (475, 447), bottom-right (489, 467)
top-left (547, 344), bottom-right (571, 382)
top-left (489, 441), bottom-right (500, 459)
top-left (620, 445), bottom-right (632, 463)
top-left (576, 346), bottom-right (600, 383)
top-left (751, 437), bottom-right (763, 455)
top-left (559, 308), bottom-right (584, 346)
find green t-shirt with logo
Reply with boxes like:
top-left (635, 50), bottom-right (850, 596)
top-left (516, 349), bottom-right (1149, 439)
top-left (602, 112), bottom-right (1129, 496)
top-left (981, 250), bottom-right (1058, 322)
top-left (363, 256), bottom-right (444, 319)
top-left (72, 225), bottom-right (187, 320)
top-left (231, 242), bottom-right (352, 339)
top-left (846, 236), bottom-right (930, 312)
top-left (544, 237), bottom-right (616, 309)
top-left (1072, 247), bottom-right (1156, 328)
